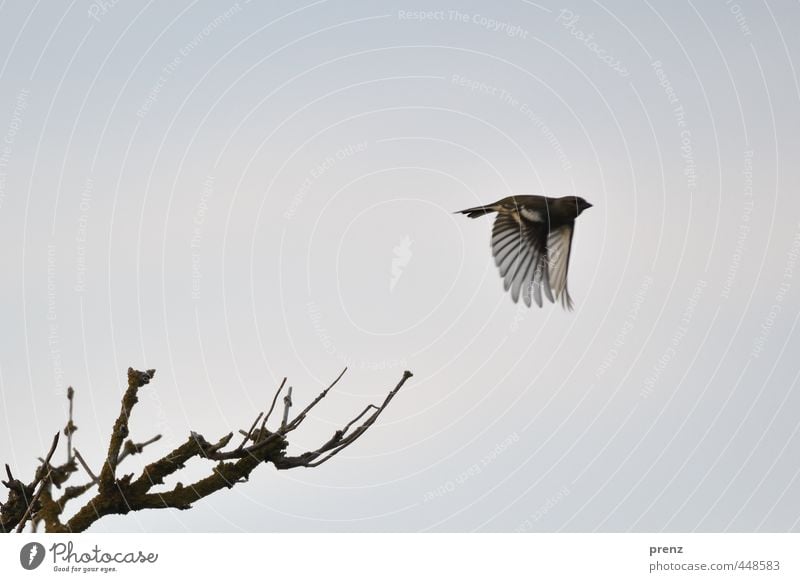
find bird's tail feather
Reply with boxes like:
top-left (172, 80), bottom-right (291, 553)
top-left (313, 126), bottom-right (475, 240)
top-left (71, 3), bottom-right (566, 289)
top-left (455, 205), bottom-right (495, 219)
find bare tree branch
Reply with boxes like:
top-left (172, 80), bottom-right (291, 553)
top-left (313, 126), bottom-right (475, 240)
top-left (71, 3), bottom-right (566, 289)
top-left (98, 368), bottom-right (156, 495)
top-left (0, 464), bottom-right (33, 533)
top-left (2, 366), bottom-right (412, 533)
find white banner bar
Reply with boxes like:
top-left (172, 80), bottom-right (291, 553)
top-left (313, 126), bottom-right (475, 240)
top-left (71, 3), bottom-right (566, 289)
top-left (2, 533), bottom-right (797, 581)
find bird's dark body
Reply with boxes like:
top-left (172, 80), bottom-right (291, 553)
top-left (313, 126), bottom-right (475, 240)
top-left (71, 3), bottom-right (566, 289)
top-left (457, 195), bottom-right (592, 309)
top-left (459, 195), bottom-right (589, 225)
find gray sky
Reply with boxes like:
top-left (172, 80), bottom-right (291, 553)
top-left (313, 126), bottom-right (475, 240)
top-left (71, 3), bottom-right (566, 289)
top-left (1, 0), bottom-right (799, 532)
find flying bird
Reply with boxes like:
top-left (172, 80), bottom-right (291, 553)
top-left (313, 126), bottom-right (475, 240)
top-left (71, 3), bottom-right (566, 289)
top-left (456, 195), bottom-right (592, 309)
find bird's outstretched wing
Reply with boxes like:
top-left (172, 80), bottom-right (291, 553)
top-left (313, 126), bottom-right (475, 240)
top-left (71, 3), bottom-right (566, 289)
top-left (546, 224), bottom-right (575, 310)
top-left (491, 212), bottom-right (554, 307)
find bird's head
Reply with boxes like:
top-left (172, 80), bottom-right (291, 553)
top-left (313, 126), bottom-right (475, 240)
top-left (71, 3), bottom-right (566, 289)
top-left (573, 196), bottom-right (593, 216)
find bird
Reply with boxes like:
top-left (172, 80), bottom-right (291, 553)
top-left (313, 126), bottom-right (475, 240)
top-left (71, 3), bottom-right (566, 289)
top-left (456, 195), bottom-right (592, 309)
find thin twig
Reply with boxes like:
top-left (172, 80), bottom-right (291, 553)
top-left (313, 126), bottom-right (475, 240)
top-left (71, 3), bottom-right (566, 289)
top-left (276, 370), bottom-right (413, 469)
top-left (65, 387), bottom-right (75, 463)
top-left (72, 449), bottom-right (98, 483)
top-left (280, 386), bottom-right (293, 431)
top-left (237, 412), bottom-right (263, 451)
top-left (341, 404), bottom-right (379, 435)
top-left (15, 433), bottom-right (60, 532)
top-left (285, 367), bottom-right (347, 432)
top-left (260, 377), bottom-right (286, 434)
top-left (117, 434), bottom-right (162, 464)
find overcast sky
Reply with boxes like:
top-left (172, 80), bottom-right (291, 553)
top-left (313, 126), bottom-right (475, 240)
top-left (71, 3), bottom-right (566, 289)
top-left (1, 0), bottom-right (799, 532)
